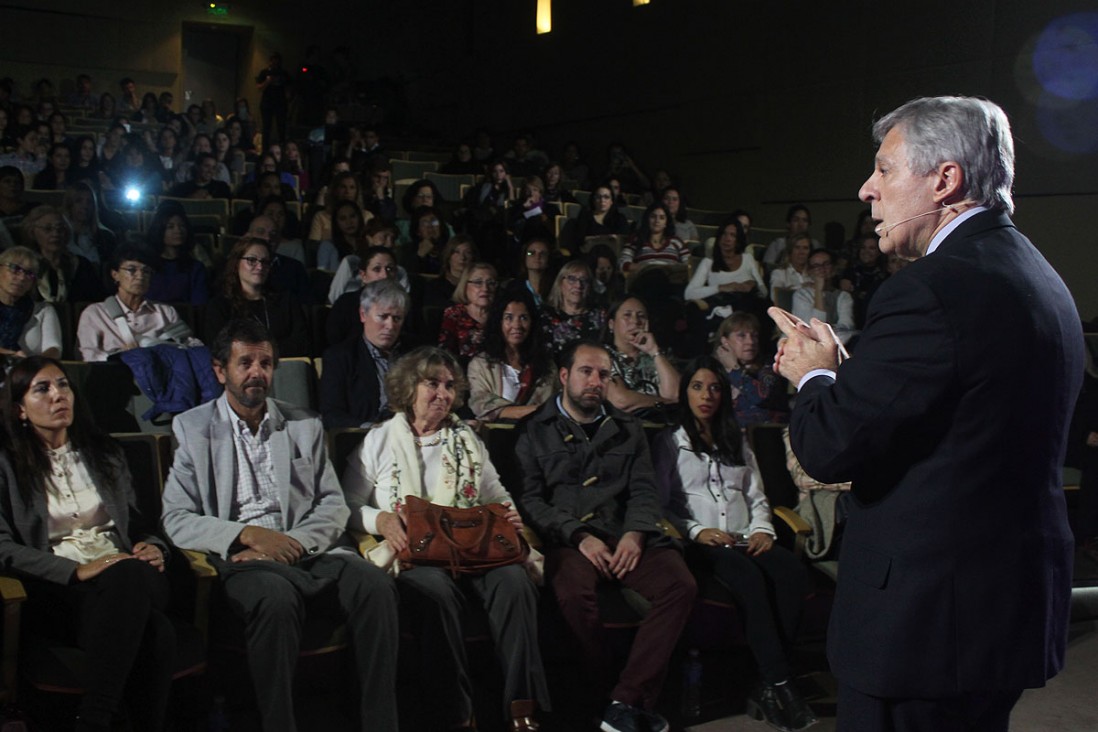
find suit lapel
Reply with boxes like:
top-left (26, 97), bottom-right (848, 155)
top-left (210, 417), bottom-right (236, 518)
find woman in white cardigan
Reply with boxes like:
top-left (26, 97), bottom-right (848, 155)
top-left (342, 346), bottom-right (548, 731)
top-left (653, 357), bottom-right (815, 732)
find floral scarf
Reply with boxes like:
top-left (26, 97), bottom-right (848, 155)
top-left (382, 412), bottom-right (484, 513)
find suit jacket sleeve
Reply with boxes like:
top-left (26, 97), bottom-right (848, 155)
top-left (790, 273), bottom-right (955, 487)
top-left (319, 340), bottom-right (376, 429)
top-left (0, 455), bottom-right (80, 584)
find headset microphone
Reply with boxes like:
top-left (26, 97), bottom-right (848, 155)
top-left (875, 200), bottom-right (975, 237)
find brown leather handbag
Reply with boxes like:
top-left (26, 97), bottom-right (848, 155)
top-left (397, 495), bottom-right (529, 575)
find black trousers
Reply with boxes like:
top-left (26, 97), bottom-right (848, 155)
top-left (686, 542), bottom-right (806, 683)
top-left (217, 551), bottom-right (399, 732)
top-left (25, 558), bottom-right (174, 730)
top-left (837, 684), bottom-right (1023, 732)
top-left (261, 103), bottom-right (288, 146)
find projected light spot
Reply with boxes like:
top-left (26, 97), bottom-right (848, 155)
top-left (1033, 13), bottom-right (1098, 101)
top-left (1036, 93), bottom-right (1098, 154)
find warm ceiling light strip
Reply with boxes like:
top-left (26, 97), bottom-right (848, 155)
top-left (633, 0), bottom-right (651, 6)
top-left (537, 0), bottom-right (552, 33)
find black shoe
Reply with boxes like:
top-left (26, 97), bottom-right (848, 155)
top-left (599, 702), bottom-right (640, 732)
top-left (745, 684), bottom-right (793, 732)
top-left (776, 682), bottom-right (818, 731)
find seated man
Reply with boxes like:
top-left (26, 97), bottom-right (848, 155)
top-left (516, 339), bottom-right (697, 732)
top-left (319, 279), bottom-right (409, 428)
top-left (168, 152), bottom-right (232, 200)
top-left (160, 319), bottom-right (399, 732)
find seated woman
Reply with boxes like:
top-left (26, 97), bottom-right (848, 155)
top-left (460, 163), bottom-right (512, 255)
top-left (143, 201), bottom-right (209, 305)
top-left (326, 246), bottom-right (403, 346)
top-left (438, 261), bottom-right (497, 364)
top-left (653, 357), bottom-right (815, 732)
top-left (586, 243), bottom-right (625, 309)
top-left (342, 346), bottom-right (548, 731)
top-left (93, 91), bottom-right (116, 120)
top-left (204, 237), bottom-right (310, 357)
top-left (280, 140), bottom-right (310, 193)
top-left (541, 161), bottom-right (576, 205)
top-left (619, 202), bottom-right (689, 273)
top-left (31, 142), bottom-right (73, 190)
top-left (792, 248), bottom-right (855, 344)
top-left (155, 127), bottom-right (183, 177)
top-left (77, 247), bottom-right (203, 361)
top-left (604, 296), bottom-right (680, 414)
top-left (838, 234), bottom-right (887, 330)
top-left (316, 199), bottom-right (367, 272)
top-left (70, 136), bottom-right (101, 184)
top-left (308, 171), bottom-right (372, 245)
top-left (712, 313), bottom-right (789, 426)
top-left (539, 259), bottom-right (606, 360)
top-left (401, 205), bottom-right (451, 276)
top-left (514, 237), bottom-right (553, 307)
top-left (421, 235), bottom-right (474, 310)
top-left (96, 124), bottom-right (126, 170)
top-left (21, 206), bottom-right (103, 304)
top-left (0, 247), bottom-right (61, 360)
top-left (573, 183), bottom-right (633, 246)
top-left (327, 220), bottom-right (406, 304)
top-left (63, 182), bottom-right (118, 275)
top-left (506, 175), bottom-right (559, 257)
top-left (468, 288), bottom-right (555, 422)
top-left (662, 186), bottom-right (699, 243)
top-left (768, 232), bottom-right (812, 305)
top-left (0, 356), bottom-right (175, 732)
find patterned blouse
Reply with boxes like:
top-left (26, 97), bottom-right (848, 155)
top-left (726, 364), bottom-right (791, 426)
top-left (608, 347), bottom-right (660, 395)
top-left (539, 306), bottom-right (608, 359)
top-left (438, 303), bottom-right (485, 361)
top-left (619, 236), bottom-right (690, 268)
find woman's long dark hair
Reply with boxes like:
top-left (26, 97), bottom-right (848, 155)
top-left (146, 200), bottom-right (197, 271)
top-left (1, 357), bottom-right (121, 502)
top-left (329, 199), bottom-right (364, 261)
top-left (674, 356), bottom-right (744, 466)
top-left (478, 286), bottom-right (550, 383)
top-left (636, 202), bottom-right (676, 246)
top-left (710, 216), bottom-right (748, 273)
top-left (222, 236), bottom-right (275, 312)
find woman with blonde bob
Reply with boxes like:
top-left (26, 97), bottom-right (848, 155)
top-left (437, 261), bottom-right (498, 364)
top-left (539, 259), bottom-right (607, 359)
top-left (0, 247), bottom-right (61, 359)
top-left (342, 346), bottom-right (548, 731)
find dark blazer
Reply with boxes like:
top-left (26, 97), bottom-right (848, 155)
top-left (0, 450), bottom-right (166, 585)
top-left (789, 210), bottom-right (1083, 698)
top-left (319, 336), bottom-right (384, 429)
top-left (515, 399), bottom-right (673, 550)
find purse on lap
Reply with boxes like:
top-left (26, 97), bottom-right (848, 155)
top-left (397, 495), bottom-right (529, 576)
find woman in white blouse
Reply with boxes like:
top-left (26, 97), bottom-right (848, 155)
top-left (342, 346), bottom-right (548, 731)
top-left (0, 356), bottom-right (173, 731)
top-left (653, 357), bottom-right (815, 732)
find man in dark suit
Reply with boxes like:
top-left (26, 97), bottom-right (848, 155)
top-left (770, 96), bottom-right (1083, 731)
top-left (319, 278), bottom-right (409, 428)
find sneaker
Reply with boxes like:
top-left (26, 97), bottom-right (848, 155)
top-left (599, 702), bottom-right (640, 732)
top-left (640, 708), bottom-right (670, 732)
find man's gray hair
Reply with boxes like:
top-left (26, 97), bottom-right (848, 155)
top-left (359, 277), bottom-right (409, 314)
top-left (873, 96), bottom-right (1015, 213)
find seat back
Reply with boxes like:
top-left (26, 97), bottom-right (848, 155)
top-left (747, 423), bottom-right (800, 510)
top-left (270, 357), bottom-right (317, 411)
top-left (391, 159), bottom-right (438, 181)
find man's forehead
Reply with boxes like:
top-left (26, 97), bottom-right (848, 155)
top-left (572, 348), bottom-right (610, 369)
top-left (231, 341), bottom-right (274, 359)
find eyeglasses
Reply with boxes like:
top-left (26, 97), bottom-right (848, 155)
top-left (467, 278), bottom-right (498, 289)
top-left (525, 249), bottom-right (548, 257)
top-left (241, 256), bottom-right (273, 269)
top-left (118, 265), bottom-right (154, 277)
top-left (563, 275), bottom-right (590, 286)
top-left (4, 263), bottom-right (37, 280)
top-left (808, 261), bottom-right (831, 270)
top-left (593, 193), bottom-right (612, 200)
top-left (36, 223), bottom-right (67, 233)
top-left (421, 218), bottom-right (441, 227)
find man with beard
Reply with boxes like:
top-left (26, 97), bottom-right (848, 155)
top-left (161, 319), bottom-right (399, 732)
top-left (515, 339), bottom-right (696, 732)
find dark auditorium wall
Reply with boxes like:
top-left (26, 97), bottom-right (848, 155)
top-left (4, 0), bottom-right (1096, 317)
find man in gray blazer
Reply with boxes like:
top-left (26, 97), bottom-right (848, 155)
top-left (161, 319), bottom-right (398, 732)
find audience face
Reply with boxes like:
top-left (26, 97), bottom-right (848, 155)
top-left (111, 259), bottom-right (153, 301)
top-left (524, 241), bottom-right (550, 274)
top-left (364, 130), bottom-right (380, 149)
top-left (788, 208), bottom-right (810, 235)
top-left (410, 185), bottom-right (434, 208)
top-left (790, 238), bottom-right (811, 270)
top-left (259, 205), bottom-right (286, 239)
top-left (717, 224), bottom-right (740, 264)
top-left (335, 176), bottom-right (359, 202)
top-left (366, 228), bottom-right (395, 249)
top-left (858, 237), bottom-right (881, 265)
top-left (335, 206), bottom-right (361, 238)
top-left (594, 256), bottom-right (614, 284)
top-left (215, 339), bottom-right (275, 411)
top-left (17, 364), bottom-right (74, 441)
top-left (686, 367), bottom-right (722, 424)
top-left (560, 266), bottom-right (590, 310)
top-left (608, 178), bottom-right (622, 201)
top-left (196, 157), bottom-right (217, 184)
top-left (0, 172), bottom-right (23, 201)
top-left (561, 345), bottom-right (612, 420)
top-left (163, 215), bottom-right (187, 251)
top-left (545, 165), bottom-right (562, 189)
top-left (609, 298), bottom-right (649, 352)
top-left (78, 138), bottom-right (96, 164)
top-left (32, 212), bottom-right (67, 257)
top-left (736, 214), bottom-right (752, 240)
top-left (447, 241), bottom-right (472, 279)
top-left (455, 144), bottom-right (472, 162)
top-left (214, 131), bottom-right (230, 154)
top-left (257, 174), bottom-right (281, 200)
top-left (360, 297), bottom-right (405, 351)
top-left (49, 146), bottom-right (70, 172)
top-left (721, 326), bottom-right (759, 365)
top-left (69, 190), bottom-right (95, 225)
top-left (247, 214), bottom-right (277, 242)
top-left (360, 253), bottom-right (397, 284)
top-left (661, 189), bottom-right (681, 217)
top-left (807, 252), bottom-right (834, 287)
top-left (464, 266), bottom-right (498, 310)
top-left (501, 301), bottom-right (532, 350)
top-left (268, 143), bottom-right (282, 162)
top-left (370, 170), bottom-right (391, 194)
top-left (417, 213), bottom-right (442, 244)
top-left (18, 129), bottom-right (39, 156)
top-left (238, 243), bottom-right (273, 290)
top-left (489, 164), bottom-right (507, 185)
top-left (412, 366), bottom-right (457, 428)
top-left (647, 208), bottom-right (669, 238)
top-left (259, 155), bottom-right (278, 173)
top-left (49, 114), bottom-right (66, 139)
top-left (591, 187), bottom-right (613, 214)
top-left (284, 142), bottom-right (302, 166)
top-left (0, 256), bottom-right (37, 303)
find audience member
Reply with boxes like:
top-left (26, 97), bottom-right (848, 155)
top-left (619, 202), bottom-right (688, 272)
top-left (768, 231), bottom-right (812, 304)
top-left (21, 206), bottom-right (103, 303)
top-left (245, 214), bottom-right (312, 304)
top-left (838, 234), bottom-right (887, 329)
top-left (308, 171), bottom-right (371, 244)
top-left (402, 205), bottom-right (450, 276)
top-left (0, 247), bottom-right (61, 359)
top-left (167, 153), bottom-right (231, 200)
top-left (317, 199), bottom-right (367, 272)
top-left (144, 201), bottom-right (210, 305)
top-left (763, 204), bottom-right (818, 267)
top-left (31, 142), bottom-right (72, 190)
top-left (539, 260), bottom-right (607, 360)
top-left (792, 248), bottom-right (855, 344)
top-left (604, 296), bottom-right (680, 414)
top-left (515, 237), bottom-right (553, 306)
top-left (62, 181), bottom-right (118, 274)
top-left (713, 313), bottom-right (790, 425)
top-left (161, 319), bottom-right (399, 732)
top-left (255, 53), bottom-right (290, 146)
top-left (438, 261), bottom-right (497, 364)
top-left (661, 186), bottom-right (698, 243)
top-left (573, 184), bottom-right (632, 245)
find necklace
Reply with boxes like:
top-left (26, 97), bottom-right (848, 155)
top-left (413, 431), bottom-right (443, 448)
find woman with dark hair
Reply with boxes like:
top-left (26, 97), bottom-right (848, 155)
top-left (21, 206), bottom-right (103, 303)
top-left (144, 201), bottom-right (209, 304)
top-left (460, 162), bottom-right (510, 255)
top-left (0, 356), bottom-right (175, 731)
top-left (342, 346), bottom-right (548, 731)
top-left (93, 92), bottom-right (116, 120)
top-left (539, 260), bottom-right (607, 359)
top-left (204, 237), bottom-right (309, 357)
top-left (317, 199), bottom-right (368, 272)
top-left (604, 296), bottom-right (680, 413)
top-left (653, 357), bottom-right (815, 732)
top-left (62, 182), bottom-right (118, 274)
top-left (96, 124), bottom-right (126, 169)
top-left (132, 92), bottom-right (160, 125)
top-left (211, 129), bottom-right (241, 177)
top-left (308, 171), bottom-right (372, 244)
top-left (174, 133), bottom-right (231, 185)
top-left (401, 178), bottom-right (446, 219)
top-left (154, 127), bottom-right (183, 176)
top-left (281, 140), bottom-right (310, 193)
top-left (32, 142), bottom-right (73, 190)
top-left (468, 287), bottom-right (555, 421)
top-left (661, 186), bottom-right (698, 243)
top-left (515, 237), bottom-right (553, 307)
top-left (70, 135), bottom-right (100, 183)
top-left (438, 262), bottom-right (497, 364)
top-left (404, 205), bottom-right (451, 276)
top-left (573, 183), bottom-right (633, 245)
top-left (619, 202), bottom-right (689, 273)
top-left (586, 243), bottom-right (625, 309)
